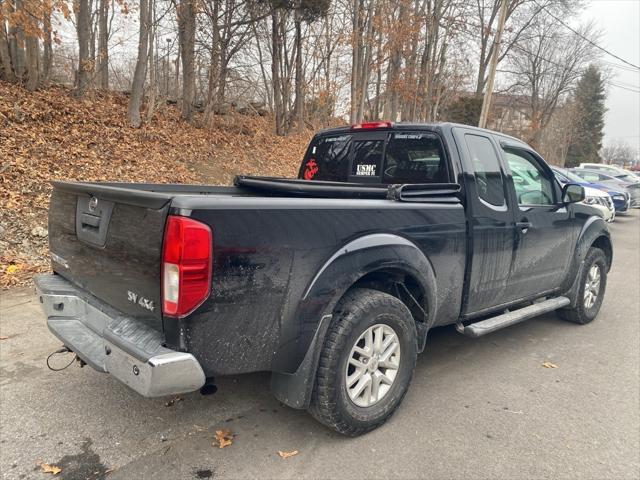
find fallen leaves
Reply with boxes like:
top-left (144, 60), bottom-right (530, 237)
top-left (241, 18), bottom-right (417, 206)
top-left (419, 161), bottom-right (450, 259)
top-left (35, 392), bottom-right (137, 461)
top-left (165, 396), bottom-right (182, 407)
top-left (37, 461), bottom-right (61, 475)
top-left (0, 81), bottom-right (312, 289)
top-left (213, 429), bottom-right (234, 449)
top-left (542, 361), bottom-right (558, 369)
top-left (5, 264), bottom-right (21, 275)
top-left (277, 450), bottom-right (299, 459)
top-left (1, 255), bottom-right (47, 289)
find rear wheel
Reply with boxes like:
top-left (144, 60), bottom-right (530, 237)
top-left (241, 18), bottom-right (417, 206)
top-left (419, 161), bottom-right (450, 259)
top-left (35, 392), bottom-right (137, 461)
top-left (309, 288), bottom-right (417, 436)
top-left (558, 247), bottom-right (607, 325)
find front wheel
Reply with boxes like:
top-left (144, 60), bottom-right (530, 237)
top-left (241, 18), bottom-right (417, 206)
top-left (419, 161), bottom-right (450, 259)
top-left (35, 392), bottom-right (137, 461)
top-left (309, 288), bottom-right (417, 436)
top-left (558, 247), bottom-right (608, 325)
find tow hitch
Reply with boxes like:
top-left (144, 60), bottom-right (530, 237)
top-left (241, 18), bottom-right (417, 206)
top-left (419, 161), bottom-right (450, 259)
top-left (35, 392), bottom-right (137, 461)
top-left (46, 346), bottom-right (85, 371)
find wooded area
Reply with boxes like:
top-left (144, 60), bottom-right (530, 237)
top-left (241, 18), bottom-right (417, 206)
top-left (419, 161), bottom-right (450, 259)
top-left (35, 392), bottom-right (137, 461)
top-left (0, 0), bottom-right (626, 164)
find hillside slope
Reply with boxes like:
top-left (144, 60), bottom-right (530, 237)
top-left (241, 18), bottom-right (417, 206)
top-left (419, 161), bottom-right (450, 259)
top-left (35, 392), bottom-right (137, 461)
top-left (0, 81), bottom-right (312, 288)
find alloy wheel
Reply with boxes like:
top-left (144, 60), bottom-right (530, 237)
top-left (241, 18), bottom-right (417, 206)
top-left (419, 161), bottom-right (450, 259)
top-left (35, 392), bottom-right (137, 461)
top-left (345, 324), bottom-right (401, 408)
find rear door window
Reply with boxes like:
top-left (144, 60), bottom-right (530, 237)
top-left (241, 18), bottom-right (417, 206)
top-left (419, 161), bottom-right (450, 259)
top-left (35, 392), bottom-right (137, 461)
top-left (464, 134), bottom-right (506, 207)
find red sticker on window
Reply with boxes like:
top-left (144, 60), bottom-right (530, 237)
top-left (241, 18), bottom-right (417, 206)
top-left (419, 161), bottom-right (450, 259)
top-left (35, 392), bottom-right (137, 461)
top-left (303, 159), bottom-right (318, 180)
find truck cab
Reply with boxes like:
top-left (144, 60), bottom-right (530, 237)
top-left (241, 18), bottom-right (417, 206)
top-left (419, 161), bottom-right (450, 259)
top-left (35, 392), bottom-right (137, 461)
top-left (297, 122), bottom-right (607, 317)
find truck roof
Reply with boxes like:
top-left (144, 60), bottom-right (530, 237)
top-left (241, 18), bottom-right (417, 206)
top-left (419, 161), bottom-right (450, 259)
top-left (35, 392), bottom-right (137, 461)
top-left (315, 122), bottom-right (529, 149)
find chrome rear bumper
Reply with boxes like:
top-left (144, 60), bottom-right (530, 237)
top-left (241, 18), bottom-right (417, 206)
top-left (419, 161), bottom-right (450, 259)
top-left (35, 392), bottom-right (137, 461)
top-left (35, 274), bottom-right (205, 397)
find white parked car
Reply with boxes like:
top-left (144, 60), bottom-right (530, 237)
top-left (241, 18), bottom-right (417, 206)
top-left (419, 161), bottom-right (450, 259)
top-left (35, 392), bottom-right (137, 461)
top-left (582, 185), bottom-right (615, 222)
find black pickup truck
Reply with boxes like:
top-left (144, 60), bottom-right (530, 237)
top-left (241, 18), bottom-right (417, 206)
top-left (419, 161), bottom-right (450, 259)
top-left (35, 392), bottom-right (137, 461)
top-left (35, 122), bottom-right (612, 436)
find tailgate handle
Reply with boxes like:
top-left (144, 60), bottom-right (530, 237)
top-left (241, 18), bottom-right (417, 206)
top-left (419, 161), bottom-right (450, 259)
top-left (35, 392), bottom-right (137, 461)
top-left (76, 196), bottom-right (114, 247)
top-left (80, 213), bottom-right (101, 228)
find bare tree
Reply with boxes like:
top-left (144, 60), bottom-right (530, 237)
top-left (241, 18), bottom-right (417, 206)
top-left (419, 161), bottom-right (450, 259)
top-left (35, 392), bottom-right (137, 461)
top-left (506, 17), bottom-right (598, 147)
top-left (601, 140), bottom-right (637, 166)
top-left (42, 5), bottom-right (53, 84)
top-left (96, 0), bottom-right (110, 89)
top-left (146, 1), bottom-right (157, 121)
top-left (9, 0), bottom-right (26, 83)
top-left (177, 0), bottom-right (196, 120)
top-left (294, 4), bottom-right (304, 132)
top-left (271, 6), bottom-right (285, 134)
top-left (350, 0), bottom-right (376, 124)
top-left (24, 34), bottom-right (39, 90)
top-left (128, 0), bottom-right (151, 127)
top-left (75, 0), bottom-right (92, 96)
top-left (0, 7), bottom-right (16, 82)
top-left (535, 100), bottom-right (578, 165)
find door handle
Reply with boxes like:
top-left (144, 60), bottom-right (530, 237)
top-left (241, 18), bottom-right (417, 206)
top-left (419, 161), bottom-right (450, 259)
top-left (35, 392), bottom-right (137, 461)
top-left (516, 220), bottom-right (531, 233)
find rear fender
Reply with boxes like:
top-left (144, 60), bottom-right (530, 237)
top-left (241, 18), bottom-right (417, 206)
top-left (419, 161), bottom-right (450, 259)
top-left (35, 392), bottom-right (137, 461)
top-left (271, 233), bottom-right (437, 409)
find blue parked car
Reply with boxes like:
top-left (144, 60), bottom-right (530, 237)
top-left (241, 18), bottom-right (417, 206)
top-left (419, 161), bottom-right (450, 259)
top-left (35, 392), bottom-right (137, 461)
top-left (552, 166), bottom-right (630, 213)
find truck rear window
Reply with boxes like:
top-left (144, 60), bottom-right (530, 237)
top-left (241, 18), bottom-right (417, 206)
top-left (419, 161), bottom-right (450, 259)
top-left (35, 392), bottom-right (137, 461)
top-left (301, 135), bottom-right (351, 181)
top-left (384, 133), bottom-right (447, 183)
top-left (300, 131), bottom-right (449, 184)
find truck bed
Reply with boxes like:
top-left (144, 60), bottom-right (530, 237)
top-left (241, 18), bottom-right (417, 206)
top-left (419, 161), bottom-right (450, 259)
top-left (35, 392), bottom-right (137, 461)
top-left (47, 178), bottom-right (467, 375)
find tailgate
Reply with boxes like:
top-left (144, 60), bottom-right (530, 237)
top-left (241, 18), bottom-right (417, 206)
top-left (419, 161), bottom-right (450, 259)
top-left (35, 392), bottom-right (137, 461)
top-left (48, 182), bottom-right (172, 331)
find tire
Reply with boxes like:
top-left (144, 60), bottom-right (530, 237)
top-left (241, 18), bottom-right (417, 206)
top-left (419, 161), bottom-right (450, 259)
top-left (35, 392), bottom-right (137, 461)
top-left (558, 247), bottom-right (608, 325)
top-left (309, 288), bottom-right (418, 436)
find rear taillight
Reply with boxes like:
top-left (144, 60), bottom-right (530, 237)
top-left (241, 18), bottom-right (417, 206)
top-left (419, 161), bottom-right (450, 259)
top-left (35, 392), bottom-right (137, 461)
top-left (162, 215), bottom-right (212, 318)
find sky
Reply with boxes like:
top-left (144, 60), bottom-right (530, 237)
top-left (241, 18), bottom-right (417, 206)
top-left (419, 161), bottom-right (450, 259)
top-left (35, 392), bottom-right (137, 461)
top-left (581, 0), bottom-right (640, 154)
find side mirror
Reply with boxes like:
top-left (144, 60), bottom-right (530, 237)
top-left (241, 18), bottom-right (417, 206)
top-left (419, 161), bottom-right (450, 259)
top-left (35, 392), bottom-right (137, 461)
top-left (562, 183), bottom-right (585, 204)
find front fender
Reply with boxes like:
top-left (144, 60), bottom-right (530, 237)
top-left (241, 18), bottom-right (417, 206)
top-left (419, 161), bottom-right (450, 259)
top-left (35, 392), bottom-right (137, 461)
top-left (562, 214), bottom-right (611, 306)
top-left (270, 233), bottom-right (437, 409)
top-left (575, 215), bottom-right (610, 264)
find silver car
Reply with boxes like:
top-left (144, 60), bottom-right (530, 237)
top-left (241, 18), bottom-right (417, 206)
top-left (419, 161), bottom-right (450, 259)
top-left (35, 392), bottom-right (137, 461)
top-left (571, 169), bottom-right (640, 208)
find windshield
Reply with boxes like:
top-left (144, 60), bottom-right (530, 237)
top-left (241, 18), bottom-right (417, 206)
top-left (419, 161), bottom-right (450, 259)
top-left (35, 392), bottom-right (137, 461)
top-left (615, 173), bottom-right (636, 182)
top-left (558, 168), bottom-right (586, 183)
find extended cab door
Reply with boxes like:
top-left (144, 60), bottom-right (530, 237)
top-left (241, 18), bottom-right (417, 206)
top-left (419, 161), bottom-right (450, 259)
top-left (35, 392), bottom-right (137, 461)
top-left (499, 144), bottom-right (575, 299)
top-left (452, 128), bottom-right (517, 314)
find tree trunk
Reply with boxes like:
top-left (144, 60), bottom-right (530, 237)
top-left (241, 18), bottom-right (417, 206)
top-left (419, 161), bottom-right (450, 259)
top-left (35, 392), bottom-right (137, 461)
top-left (383, 2), bottom-right (402, 121)
top-left (280, 12), bottom-right (291, 132)
top-left (204, 0), bottom-right (221, 121)
top-left (174, 49), bottom-right (180, 101)
top-left (127, 0), bottom-right (150, 128)
top-left (252, 18), bottom-right (272, 111)
top-left (349, 0), bottom-right (361, 124)
top-left (215, 56), bottom-right (228, 107)
top-left (24, 35), bottom-right (39, 91)
top-left (0, 10), bottom-right (15, 82)
top-left (96, 0), bottom-right (109, 89)
top-left (356, 0), bottom-right (375, 123)
top-left (9, 0), bottom-right (26, 83)
top-left (373, 57), bottom-right (381, 119)
top-left (177, 0), bottom-right (196, 120)
top-left (146, 1), bottom-right (157, 121)
top-left (90, 3), bottom-right (97, 76)
top-left (271, 9), bottom-right (285, 135)
top-left (294, 7), bottom-right (304, 134)
top-left (75, 0), bottom-right (92, 96)
top-left (42, 8), bottom-right (53, 84)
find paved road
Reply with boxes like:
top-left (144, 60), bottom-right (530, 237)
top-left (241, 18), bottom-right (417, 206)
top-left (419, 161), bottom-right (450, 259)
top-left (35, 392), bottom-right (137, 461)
top-left (1, 211), bottom-right (639, 480)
